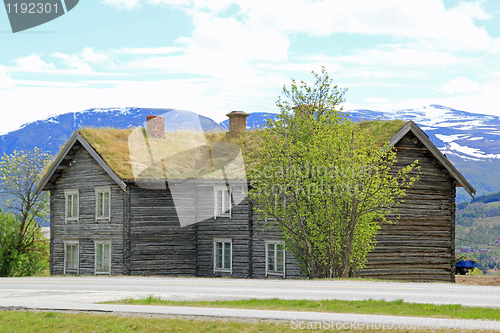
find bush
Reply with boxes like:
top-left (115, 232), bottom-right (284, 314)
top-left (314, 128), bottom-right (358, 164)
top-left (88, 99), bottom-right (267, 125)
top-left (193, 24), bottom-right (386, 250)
top-left (0, 210), bottom-right (49, 277)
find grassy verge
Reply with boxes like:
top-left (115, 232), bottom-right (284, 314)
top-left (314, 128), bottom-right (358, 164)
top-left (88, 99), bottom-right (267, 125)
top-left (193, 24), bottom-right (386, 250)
top-left (0, 310), bottom-right (483, 333)
top-left (108, 296), bottom-right (500, 321)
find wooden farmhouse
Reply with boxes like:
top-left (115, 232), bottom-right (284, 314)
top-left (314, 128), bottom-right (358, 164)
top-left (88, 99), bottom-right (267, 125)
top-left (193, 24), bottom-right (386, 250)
top-left (35, 113), bottom-right (475, 282)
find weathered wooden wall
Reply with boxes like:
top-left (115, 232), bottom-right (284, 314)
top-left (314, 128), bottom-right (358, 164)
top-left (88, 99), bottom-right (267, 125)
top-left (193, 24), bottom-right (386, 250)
top-left (360, 133), bottom-right (456, 282)
top-left (50, 146), bottom-right (125, 275)
top-left (127, 184), bottom-right (197, 275)
top-left (195, 184), bottom-right (253, 278)
top-left (251, 216), bottom-right (303, 279)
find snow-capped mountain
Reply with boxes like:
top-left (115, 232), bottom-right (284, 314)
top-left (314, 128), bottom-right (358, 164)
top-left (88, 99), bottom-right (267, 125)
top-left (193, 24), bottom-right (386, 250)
top-left (0, 107), bottom-right (225, 157)
top-left (1, 104), bottom-right (498, 203)
top-left (350, 105), bottom-right (500, 161)
top-left (348, 105), bottom-right (500, 203)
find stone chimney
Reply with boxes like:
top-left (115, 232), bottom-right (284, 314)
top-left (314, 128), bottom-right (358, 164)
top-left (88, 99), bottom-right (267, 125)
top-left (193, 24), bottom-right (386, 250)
top-left (146, 115), bottom-right (165, 139)
top-left (226, 110), bottom-right (249, 136)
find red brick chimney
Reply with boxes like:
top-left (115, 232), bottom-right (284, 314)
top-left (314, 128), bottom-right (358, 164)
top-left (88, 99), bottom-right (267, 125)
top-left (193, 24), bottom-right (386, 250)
top-left (226, 111), bottom-right (249, 136)
top-left (146, 115), bottom-right (165, 139)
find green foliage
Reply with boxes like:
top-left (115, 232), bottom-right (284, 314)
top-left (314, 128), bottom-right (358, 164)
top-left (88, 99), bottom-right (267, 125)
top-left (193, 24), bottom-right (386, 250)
top-left (249, 68), bottom-right (419, 278)
top-left (455, 255), bottom-right (477, 264)
top-left (0, 210), bottom-right (49, 276)
top-left (0, 148), bottom-right (51, 277)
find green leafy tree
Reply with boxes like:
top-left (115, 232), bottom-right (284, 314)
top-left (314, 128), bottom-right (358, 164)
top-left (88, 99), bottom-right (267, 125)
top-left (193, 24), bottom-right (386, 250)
top-left (249, 68), bottom-right (419, 278)
top-left (0, 148), bottom-right (51, 276)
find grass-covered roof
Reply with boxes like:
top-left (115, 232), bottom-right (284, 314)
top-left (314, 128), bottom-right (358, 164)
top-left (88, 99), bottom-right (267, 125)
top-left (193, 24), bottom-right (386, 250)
top-left (74, 120), bottom-right (406, 180)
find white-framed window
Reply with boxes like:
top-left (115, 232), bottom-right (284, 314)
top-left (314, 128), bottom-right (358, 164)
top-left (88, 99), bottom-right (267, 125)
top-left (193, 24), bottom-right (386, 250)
top-left (64, 240), bottom-right (79, 275)
top-left (265, 240), bottom-right (285, 277)
top-left (214, 186), bottom-right (231, 218)
top-left (94, 240), bottom-right (111, 275)
top-left (213, 237), bottom-right (232, 273)
top-left (64, 189), bottom-right (79, 222)
top-left (95, 186), bottom-right (111, 221)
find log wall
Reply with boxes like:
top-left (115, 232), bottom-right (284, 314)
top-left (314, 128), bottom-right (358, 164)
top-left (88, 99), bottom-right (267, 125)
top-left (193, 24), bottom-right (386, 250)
top-left (251, 216), bottom-right (302, 279)
top-left (195, 184), bottom-right (253, 278)
top-left (127, 184), bottom-right (197, 276)
top-left (360, 133), bottom-right (456, 282)
top-left (50, 146), bottom-right (125, 275)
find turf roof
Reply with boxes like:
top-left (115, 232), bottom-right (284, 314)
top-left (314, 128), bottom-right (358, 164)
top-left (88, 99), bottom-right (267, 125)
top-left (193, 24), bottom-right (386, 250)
top-left (74, 120), bottom-right (406, 180)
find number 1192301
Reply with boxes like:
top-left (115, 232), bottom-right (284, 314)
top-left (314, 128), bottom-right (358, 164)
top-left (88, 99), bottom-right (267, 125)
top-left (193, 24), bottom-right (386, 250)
top-left (5, 2), bottom-right (58, 14)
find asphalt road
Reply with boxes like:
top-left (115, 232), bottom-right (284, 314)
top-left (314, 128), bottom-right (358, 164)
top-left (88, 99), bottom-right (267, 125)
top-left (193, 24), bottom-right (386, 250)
top-left (0, 276), bottom-right (498, 307)
top-left (1, 277), bottom-right (499, 330)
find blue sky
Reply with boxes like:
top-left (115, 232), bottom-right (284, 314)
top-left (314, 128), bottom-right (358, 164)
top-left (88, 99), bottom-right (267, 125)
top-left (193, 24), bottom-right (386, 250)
top-left (1, 0), bottom-right (500, 134)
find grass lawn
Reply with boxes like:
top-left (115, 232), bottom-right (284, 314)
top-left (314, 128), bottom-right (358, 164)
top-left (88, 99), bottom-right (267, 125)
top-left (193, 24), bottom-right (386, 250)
top-left (0, 310), bottom-right (486, 333)
top-left (108, 296), bottom-right (500, 321)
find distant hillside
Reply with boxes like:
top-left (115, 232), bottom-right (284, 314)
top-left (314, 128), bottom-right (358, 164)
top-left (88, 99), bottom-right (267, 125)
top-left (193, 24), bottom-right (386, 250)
top-left (457, 191), bottom-right (500, 210)
top-left (0, 107), bottom-right (225, 157)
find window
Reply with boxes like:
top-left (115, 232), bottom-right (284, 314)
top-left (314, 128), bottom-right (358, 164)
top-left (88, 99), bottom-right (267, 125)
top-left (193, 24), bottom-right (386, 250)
top-left (214, 186), bottom-right (231, 218)
top-left (95, 187), bottom-right (111, 220)
top-left (64, 189), bottom-right (79, 222)
top-left (95, 241), bottom-right (111, 275)
top-left (213, 238), bottom-right (232, 273)
top-left (265, 240), bottom-right (285, 276)
top-left (64, 241), bottom-right (79, 275)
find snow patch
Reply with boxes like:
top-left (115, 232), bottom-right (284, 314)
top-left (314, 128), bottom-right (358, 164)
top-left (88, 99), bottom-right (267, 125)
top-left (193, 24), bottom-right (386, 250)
top-left (447, 142), bottom-right (500, 159)
top-left (435, 134), bottom-right (469, 143)
top-left (45, 118), bottom-right (59, 124)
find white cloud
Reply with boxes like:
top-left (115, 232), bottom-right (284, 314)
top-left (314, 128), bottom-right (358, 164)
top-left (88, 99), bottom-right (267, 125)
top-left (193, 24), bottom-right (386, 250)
top-left (11, 52), bottom-right (122, 76)
top-left (333, 44), bottom-right (467, 68)
top-left (366, 97), bottom-right (388, 103)
top-left (52, 52), bottom-right (93, 74)
top-left (81, 47), bottom-right (109, 63)
top-left (187, 13), bottom-right (289, 63)
top-left (117, 46), bottom-right (182, 55)
top-left (125, 14), bottom-right (289, 75)
top-left (102, 0), bottom-right (140, 10)
top-left (14, 55), bottom-right (55, 73)
top-left (452, 0), bottom-right (491, 21)
top-left (441, 76), bottom-right (484, 94)
top-left (248, 0), bottom-right (492, 51)
top-left (103, 0), bottom-right (494, 52)
top-left (0, 75), bottom-right (280, 134)
top-left (4, 1), bottom-right (499, 135)
top-left (0, 66), bottom-right (13, 88)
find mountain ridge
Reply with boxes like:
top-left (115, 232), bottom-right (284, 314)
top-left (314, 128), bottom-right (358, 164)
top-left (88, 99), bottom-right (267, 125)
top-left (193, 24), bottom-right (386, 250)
top-left (0, 107), bottom-right (225, 157)
top-left (1, 104), bottom-right (499, 203)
